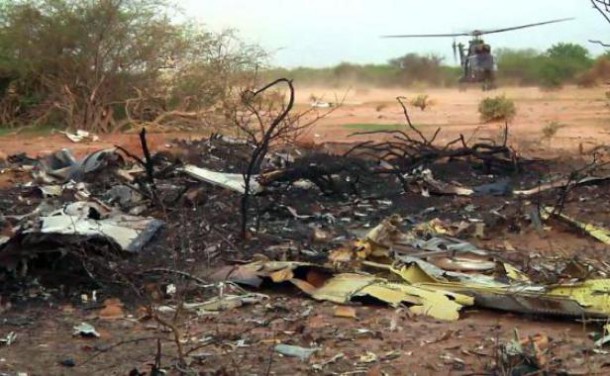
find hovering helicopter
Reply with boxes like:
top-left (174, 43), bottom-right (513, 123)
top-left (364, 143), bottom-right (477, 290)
top-left (382, 18), bottom-right (574, 91)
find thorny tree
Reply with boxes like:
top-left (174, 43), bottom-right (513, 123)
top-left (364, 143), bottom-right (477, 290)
top-left (223, 79), bottom-right (339, 239)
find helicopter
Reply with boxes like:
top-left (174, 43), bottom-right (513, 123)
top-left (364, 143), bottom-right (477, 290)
top-left (381, 18), bottom-right (574, 91)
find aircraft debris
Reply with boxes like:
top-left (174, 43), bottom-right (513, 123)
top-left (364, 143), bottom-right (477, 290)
top-left (61, 129), bottom-right (99, 143)
top-left (181, 164), bottom-right (263, 194)
top-left (72, 322), bottom-right (100, 338)
top-left (0, 332), bottom-right (17, 347)
top-left (1, 123), bottom-right (609, 374)
top-left (274, 344), bottom-right (318, 361)
top-left (27, 201), bottom-right (163, 253)
top-left (541, 206), bottom-right (610, 244)
top-left (35, 148), bottom-right (123, 183)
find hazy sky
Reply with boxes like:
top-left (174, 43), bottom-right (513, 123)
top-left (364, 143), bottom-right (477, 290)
top-left (181, 0), bottom-right (609, 68)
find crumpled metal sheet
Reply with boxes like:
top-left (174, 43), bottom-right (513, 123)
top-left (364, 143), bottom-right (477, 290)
top-left (36, 148), bottom-right (123, 183)
top-left (394, 256), bottom-right (520, 288)
top-left (403, 235), bottom-right (489, 255)
top-left (473, 293), bottom-right (591, 317)
top-left (181, 164), bottom-right (263, 194)
top-left (215, 214), bottom-right (610, 320)
top-left (208, 261), bottom-right (327, 288)
top-left (548, 279), bottom-right (610, 316)
top-left (541, 206), bottom-right (610, 245)
top-left (429, 255), bottom-right (497, 272)
top-left (23, 202), bottom-right (163, 253)
top-left (212, 260), bottom-right (472, 321)
top-left (306, 273), bottom-right (473, 321)
top-left (394, 255), bottom-right (610, 317)
top-left (61, 129), bottom-right (99, 143)
top-left (102, 185), bottom-right (144, 208)
top-left (355, 216), bottom-right (610, 318)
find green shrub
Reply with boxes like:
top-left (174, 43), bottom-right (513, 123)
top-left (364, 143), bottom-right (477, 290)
top-left (478, 95), bottom-right (517, 122)
top-left (538, 60), bottom-right (566, 89)
top-left (410, 94), bottom-right (431, 111)
top-left (541, 121), bottom-right (565, 140)
top-left (495, 44), bottom-right (593, 88)
top-left (496, 48), bottom-right (543, 86)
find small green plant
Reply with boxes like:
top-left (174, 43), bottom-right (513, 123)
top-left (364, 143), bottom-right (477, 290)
top-left (541, 121), bottom-right (565, 141)
top-left (478, 95), bottom-right (517, 122)
top-left (410, 94), bottom-right (431, 111)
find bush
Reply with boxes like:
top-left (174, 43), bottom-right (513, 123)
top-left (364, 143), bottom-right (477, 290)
top-left (541, 121), bottom-right (565, 140)
top-left (538, 60), bottom-right (565, 89)
top-left (410, 94), bottom-right (431, 111)
top-left (0, 0), bottom-right (264, 131)
top-left (496, 44), bottom-right (593, 89)
top-left (478, 96), bottom-right (516, 122)
top-left (262, 53), bottom-right (461, 89)
top-left (577, 56), bottom-right (610, 87)
top-left (576, 71), bottom-right (598, 88)
top-left (264, 43), bottom-right (595, 90)
top-left (496, 48), bottom-right (543, 86)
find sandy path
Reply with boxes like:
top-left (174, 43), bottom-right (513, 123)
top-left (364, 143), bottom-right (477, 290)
top-left (0, 86), bottom-right (608, 159)
top-left (299, 85), bottom-right (610, 154)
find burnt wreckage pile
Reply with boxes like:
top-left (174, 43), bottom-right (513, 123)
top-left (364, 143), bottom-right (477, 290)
top-left (1, 99), bottom-right (610, 334)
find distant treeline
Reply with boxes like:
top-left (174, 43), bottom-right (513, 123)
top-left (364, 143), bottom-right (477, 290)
top-left (262, 43), bottom-right (610, 89)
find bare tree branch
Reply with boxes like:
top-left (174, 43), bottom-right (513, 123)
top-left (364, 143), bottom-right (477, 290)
top-left (591, 0), bottom-right (610, 46)
top-left (347, 97), bottom-right (519, 179)
top-left (239, 78), bottom-right (295, 239)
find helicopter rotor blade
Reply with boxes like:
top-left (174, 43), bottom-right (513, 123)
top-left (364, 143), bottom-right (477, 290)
top-left (381, 32), bottom-right (470, 38)
top-left (381, 17), bottom-right (574, 39)
top-left (471, 17), bottom-right (574, 36)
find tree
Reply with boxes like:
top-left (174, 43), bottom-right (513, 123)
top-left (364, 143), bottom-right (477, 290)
top-left (0, 0), bottom-right (264, 131)
top-left (389, 53), bottom-right (445, 85)
top-left (538, 43), bottom-right (593, 88)
top-left (495, 48), bottom-right (543, 85)
top-left (332, 62), bottom-right (358, 81)
top-left (546, 43), bottom-right (591, 67)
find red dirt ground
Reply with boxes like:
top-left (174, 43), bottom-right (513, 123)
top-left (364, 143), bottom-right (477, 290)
top-left (1, 86), bottom-right (609, 159)
top-left (1, 85), bottom-right (610, 375)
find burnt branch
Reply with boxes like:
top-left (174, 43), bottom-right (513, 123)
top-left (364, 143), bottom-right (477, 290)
top-left (139, 128), bottom-right (155, 185)
top-left (552, 153), bottom-right (609, 215)
top-left (397, 96), bottom-right (427, 143)
top-left (240, 78), bottom-right (295, 239)
top-left (348, 98), bottom-right (518, 178)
